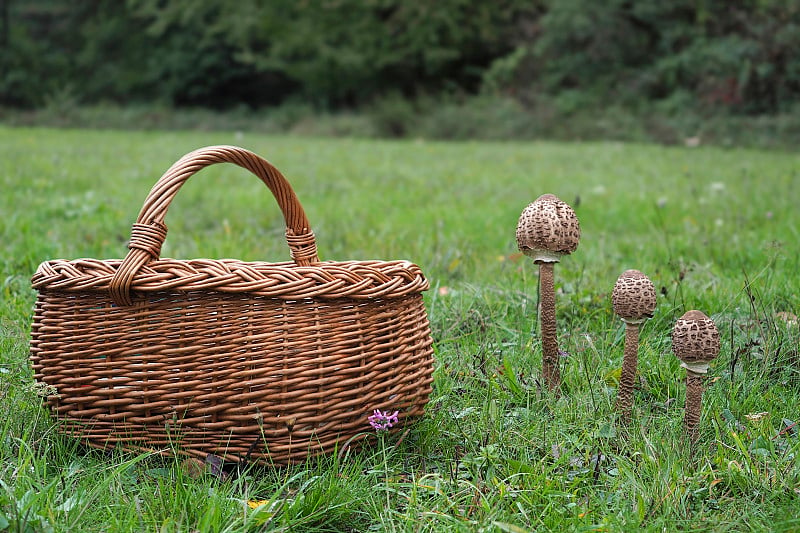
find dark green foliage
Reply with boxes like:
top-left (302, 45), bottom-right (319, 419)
top-left (2, 0), bottom-right (800, 117)
top-left (127, 0), bottom-right (533, 108)
top-left (521, 0), bottom-right (800, 113)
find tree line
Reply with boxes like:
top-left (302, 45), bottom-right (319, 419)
top-left (2, 0), bottom-right (799, 115)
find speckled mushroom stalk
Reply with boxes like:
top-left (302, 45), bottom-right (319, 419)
top-left (612, 269), bottom-right (656, 424)
top-left (671, 310), bottom-right (720, 443)
top-left (516, 194), bottom-right (580, 392)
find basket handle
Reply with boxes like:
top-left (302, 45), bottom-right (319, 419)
top-left (109, 145), bottom-right (318, 306)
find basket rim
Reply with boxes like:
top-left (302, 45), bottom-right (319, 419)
top-left (32, 257), bottom-right (429, 299)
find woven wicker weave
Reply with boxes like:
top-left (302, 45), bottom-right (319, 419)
top-left (30, 145), bottom-right (434, 464)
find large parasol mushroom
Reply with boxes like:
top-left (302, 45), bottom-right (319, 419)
top-left (611, 269), bottom-right (657, 424)
top-left (516, 194), bottom-right (580, 391)
top-left (671, 310), bottom-right (720, 443)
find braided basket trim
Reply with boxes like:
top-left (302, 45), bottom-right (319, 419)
top-left (32, 258), bottom-right (429, 300)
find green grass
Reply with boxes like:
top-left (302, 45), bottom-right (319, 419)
top-left (6, 98), bottom-right (800, 151)
top-left (1, 125), bottom-right (799, 531)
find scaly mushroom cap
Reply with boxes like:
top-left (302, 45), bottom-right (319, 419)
top-left (672, 310), bottom-right (720, 370)
top-left (612, 269), bottom-right (657, 323)
top-left (515, 194), bottom-right (580, 264)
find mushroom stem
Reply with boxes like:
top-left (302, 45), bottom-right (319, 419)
top-left (538, 262), bottom-right (560, 391)
top-left (615, 321), bottom-right (641, 424)
top-left (684, 370), bottom-right (704, 443)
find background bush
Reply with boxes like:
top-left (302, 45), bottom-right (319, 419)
top-left (2, 0), bottom-right (800, 117)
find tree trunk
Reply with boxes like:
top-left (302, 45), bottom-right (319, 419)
top-left (0, 0), bottom-right (8, 48)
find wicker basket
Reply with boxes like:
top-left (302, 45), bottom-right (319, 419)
top-left (30, 145), bottom-right (434, 464)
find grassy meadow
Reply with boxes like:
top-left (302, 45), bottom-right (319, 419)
top-left (1, 126), bottom-right (799, 531)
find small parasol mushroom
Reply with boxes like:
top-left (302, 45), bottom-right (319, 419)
top-left (612, 269), bottom-right (657, 424)
top-left (516, 194), bottom-right (580, 391)
top-left (671, 310), bottom-right (720, 443)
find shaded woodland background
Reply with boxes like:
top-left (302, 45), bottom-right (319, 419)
top-left (2, 0), bottom-right (800, 146)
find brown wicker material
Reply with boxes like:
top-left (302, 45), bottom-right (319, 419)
top-left (30, 145), bottom-right (434, 465)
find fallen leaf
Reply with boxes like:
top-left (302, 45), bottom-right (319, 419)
top-left (775, 312), bottom-right (798, 327)
top-left (247, 500), bottom-right (270, 510)
top-left (181, 457), bottom-right (206, 479)
top-left (603, 367), bottom-right (622, 386)
top-left (205, 454), bottom-right (227, 480)
top-left (246, 498), bottom-right (285, 525)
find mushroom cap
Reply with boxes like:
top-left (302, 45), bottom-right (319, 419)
top-left (515, 194), bottom-right (580, 263)
top-left (612, 269), bottom-right (657, 323)
top-left (672, 310), bottom-right (720, 364)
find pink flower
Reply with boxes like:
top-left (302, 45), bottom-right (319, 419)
top-left (367, 409), bottom-right (399, 431)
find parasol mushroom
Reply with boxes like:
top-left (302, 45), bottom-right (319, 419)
top-left (611, 269), bottom-right (657, 424)
top-left (516, 194), bottom-right (580, 391)
top-left (671, 310), bottom-right (720, 443)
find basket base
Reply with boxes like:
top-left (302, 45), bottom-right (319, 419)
top-left (31, 289), bottom-right (435, 465)
top-left (53, 410), bottom-right (424, 465)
